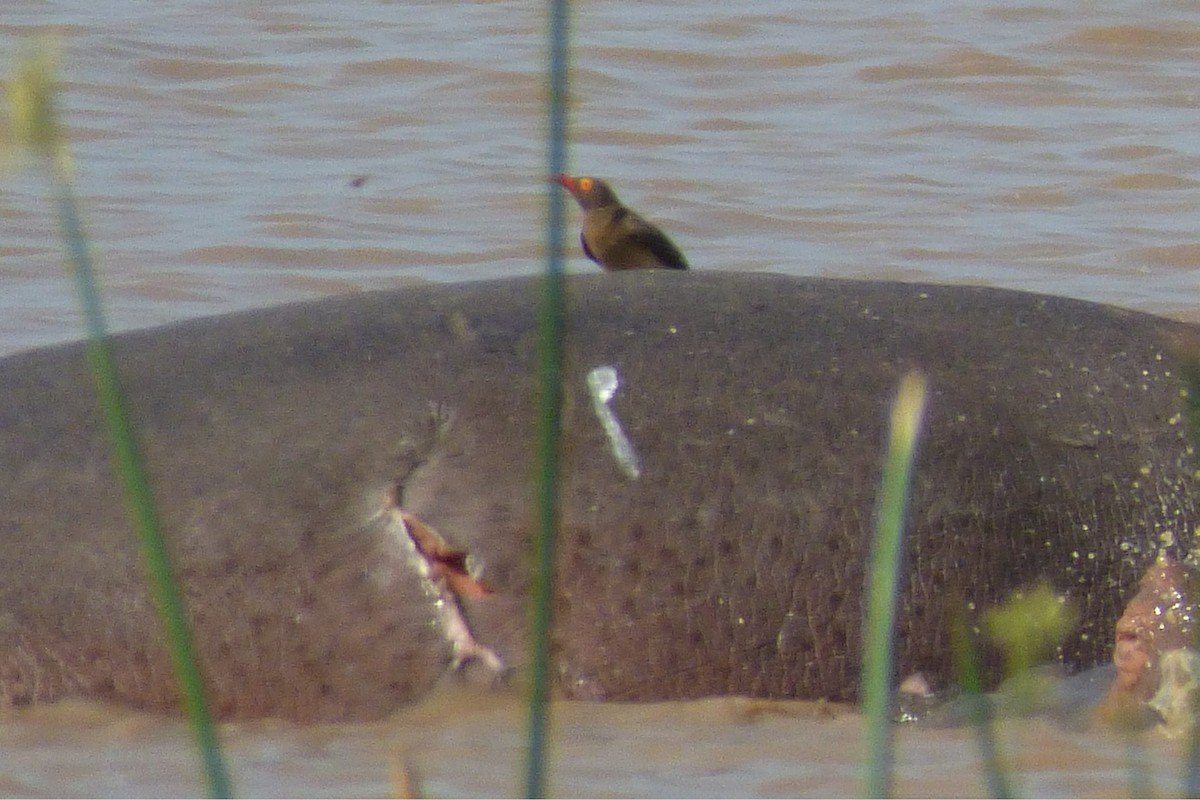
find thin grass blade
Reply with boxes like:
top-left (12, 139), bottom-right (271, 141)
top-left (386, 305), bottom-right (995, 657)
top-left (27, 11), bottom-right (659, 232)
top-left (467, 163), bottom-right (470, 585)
top-left (524, 0), bottom-right (571, 796)
top-left (861, 371), bottom-right (928, 798)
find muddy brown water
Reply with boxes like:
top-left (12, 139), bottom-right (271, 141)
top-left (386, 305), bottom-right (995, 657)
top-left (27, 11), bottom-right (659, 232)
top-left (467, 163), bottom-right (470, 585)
top-left (3, 0), bottom-right (1200, 795)
top-left (0, 691), bottom-right (1192, 797)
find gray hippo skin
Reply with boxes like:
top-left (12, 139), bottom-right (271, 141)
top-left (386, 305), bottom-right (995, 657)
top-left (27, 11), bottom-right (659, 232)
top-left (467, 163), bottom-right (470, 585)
top-left (0, 271), bottom-right (1196, 721)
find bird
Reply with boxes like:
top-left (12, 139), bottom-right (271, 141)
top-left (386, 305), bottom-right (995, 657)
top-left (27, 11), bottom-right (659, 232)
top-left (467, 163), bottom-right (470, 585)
top-left (556, 174), bottom-right (688, 271)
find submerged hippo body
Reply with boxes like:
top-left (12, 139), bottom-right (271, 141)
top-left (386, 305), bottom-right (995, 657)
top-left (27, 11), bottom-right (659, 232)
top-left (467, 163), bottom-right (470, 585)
top-left (0, 271), bottom-right (1197, 721)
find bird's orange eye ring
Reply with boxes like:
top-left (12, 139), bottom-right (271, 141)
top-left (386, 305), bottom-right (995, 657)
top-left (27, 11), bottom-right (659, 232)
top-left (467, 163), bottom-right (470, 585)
top-left (578, 177), bottom-right (593, 192)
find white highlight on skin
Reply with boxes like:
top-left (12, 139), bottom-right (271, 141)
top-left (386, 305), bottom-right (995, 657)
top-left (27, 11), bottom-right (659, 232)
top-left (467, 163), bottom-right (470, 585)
top-left (587, 365), bottom-right (641, 480)
top-left (1150, 648), bottom-right (1200, 737)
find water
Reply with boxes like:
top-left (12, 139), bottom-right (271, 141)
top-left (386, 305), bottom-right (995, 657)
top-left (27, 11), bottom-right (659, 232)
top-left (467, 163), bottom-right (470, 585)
top-left (1, 693), bottom-right (1191, 797)
top-left (5, 0), bottom-right (1200, 355)
top-left (2, 0), bottom-right (1200, 794)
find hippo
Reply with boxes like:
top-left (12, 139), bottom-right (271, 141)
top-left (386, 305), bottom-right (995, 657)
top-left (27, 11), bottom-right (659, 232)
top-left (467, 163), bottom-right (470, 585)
top-left (0, 271), bottom-right (1196, 721)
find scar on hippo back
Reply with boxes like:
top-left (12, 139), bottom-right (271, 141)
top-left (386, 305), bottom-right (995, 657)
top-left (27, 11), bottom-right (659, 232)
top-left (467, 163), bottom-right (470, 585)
top-left (377, 484), bottom-right (504, 676)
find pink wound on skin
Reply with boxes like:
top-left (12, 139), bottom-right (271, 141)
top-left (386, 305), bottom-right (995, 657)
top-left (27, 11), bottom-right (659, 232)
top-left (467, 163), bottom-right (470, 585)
top-left (1097, 557), bottom-right (1196, 729)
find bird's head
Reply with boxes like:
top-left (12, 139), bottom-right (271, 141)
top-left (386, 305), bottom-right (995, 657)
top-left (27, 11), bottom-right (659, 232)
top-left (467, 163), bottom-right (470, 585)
top-left (556, 174), bottom-right (620, 210)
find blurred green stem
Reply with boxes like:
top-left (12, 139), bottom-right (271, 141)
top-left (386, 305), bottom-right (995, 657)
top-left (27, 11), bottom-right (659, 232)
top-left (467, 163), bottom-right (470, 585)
top-left (524, 0), bottom-right (570, 796)
top-left (862, 372), bottom-right (927, 798)
top-left (9, 42), bottom-right (234, 796)
top-left (950, 608), bottom-right (1014, 799)
top-left (1174, 347), bottom-right (1200, 795)
top-left (54, 180), bottom-right (232, 799)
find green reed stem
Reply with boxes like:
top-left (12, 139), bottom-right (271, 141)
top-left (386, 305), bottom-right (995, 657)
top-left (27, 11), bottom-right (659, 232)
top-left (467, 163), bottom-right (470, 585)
top-left (862, 372), bottom-right (927, 798)
top-left (1184, 535), bottom-right (1200, 792)
top-left (10, 45), bottom-right (234, 794)
top-left (1123, 737), bottom-right (1152, 799)
top-left (524, 0), bottom-right (570, 796)
top-left (1175, 347), bottom-right (1200, 796)
top-left (54, 176), bottom-right (233, 799)
top-left (950, 607), bottom-right (1014, 799)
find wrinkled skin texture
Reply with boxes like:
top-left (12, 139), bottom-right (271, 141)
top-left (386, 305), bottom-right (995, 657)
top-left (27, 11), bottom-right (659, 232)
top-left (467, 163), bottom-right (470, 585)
top-left (0, 272), bottom-right (1197, 721)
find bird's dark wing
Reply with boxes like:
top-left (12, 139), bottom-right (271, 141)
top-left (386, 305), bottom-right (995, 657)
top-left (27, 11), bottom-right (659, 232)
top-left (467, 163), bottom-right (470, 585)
top-left (626, 214), bottom-right (688, 270)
